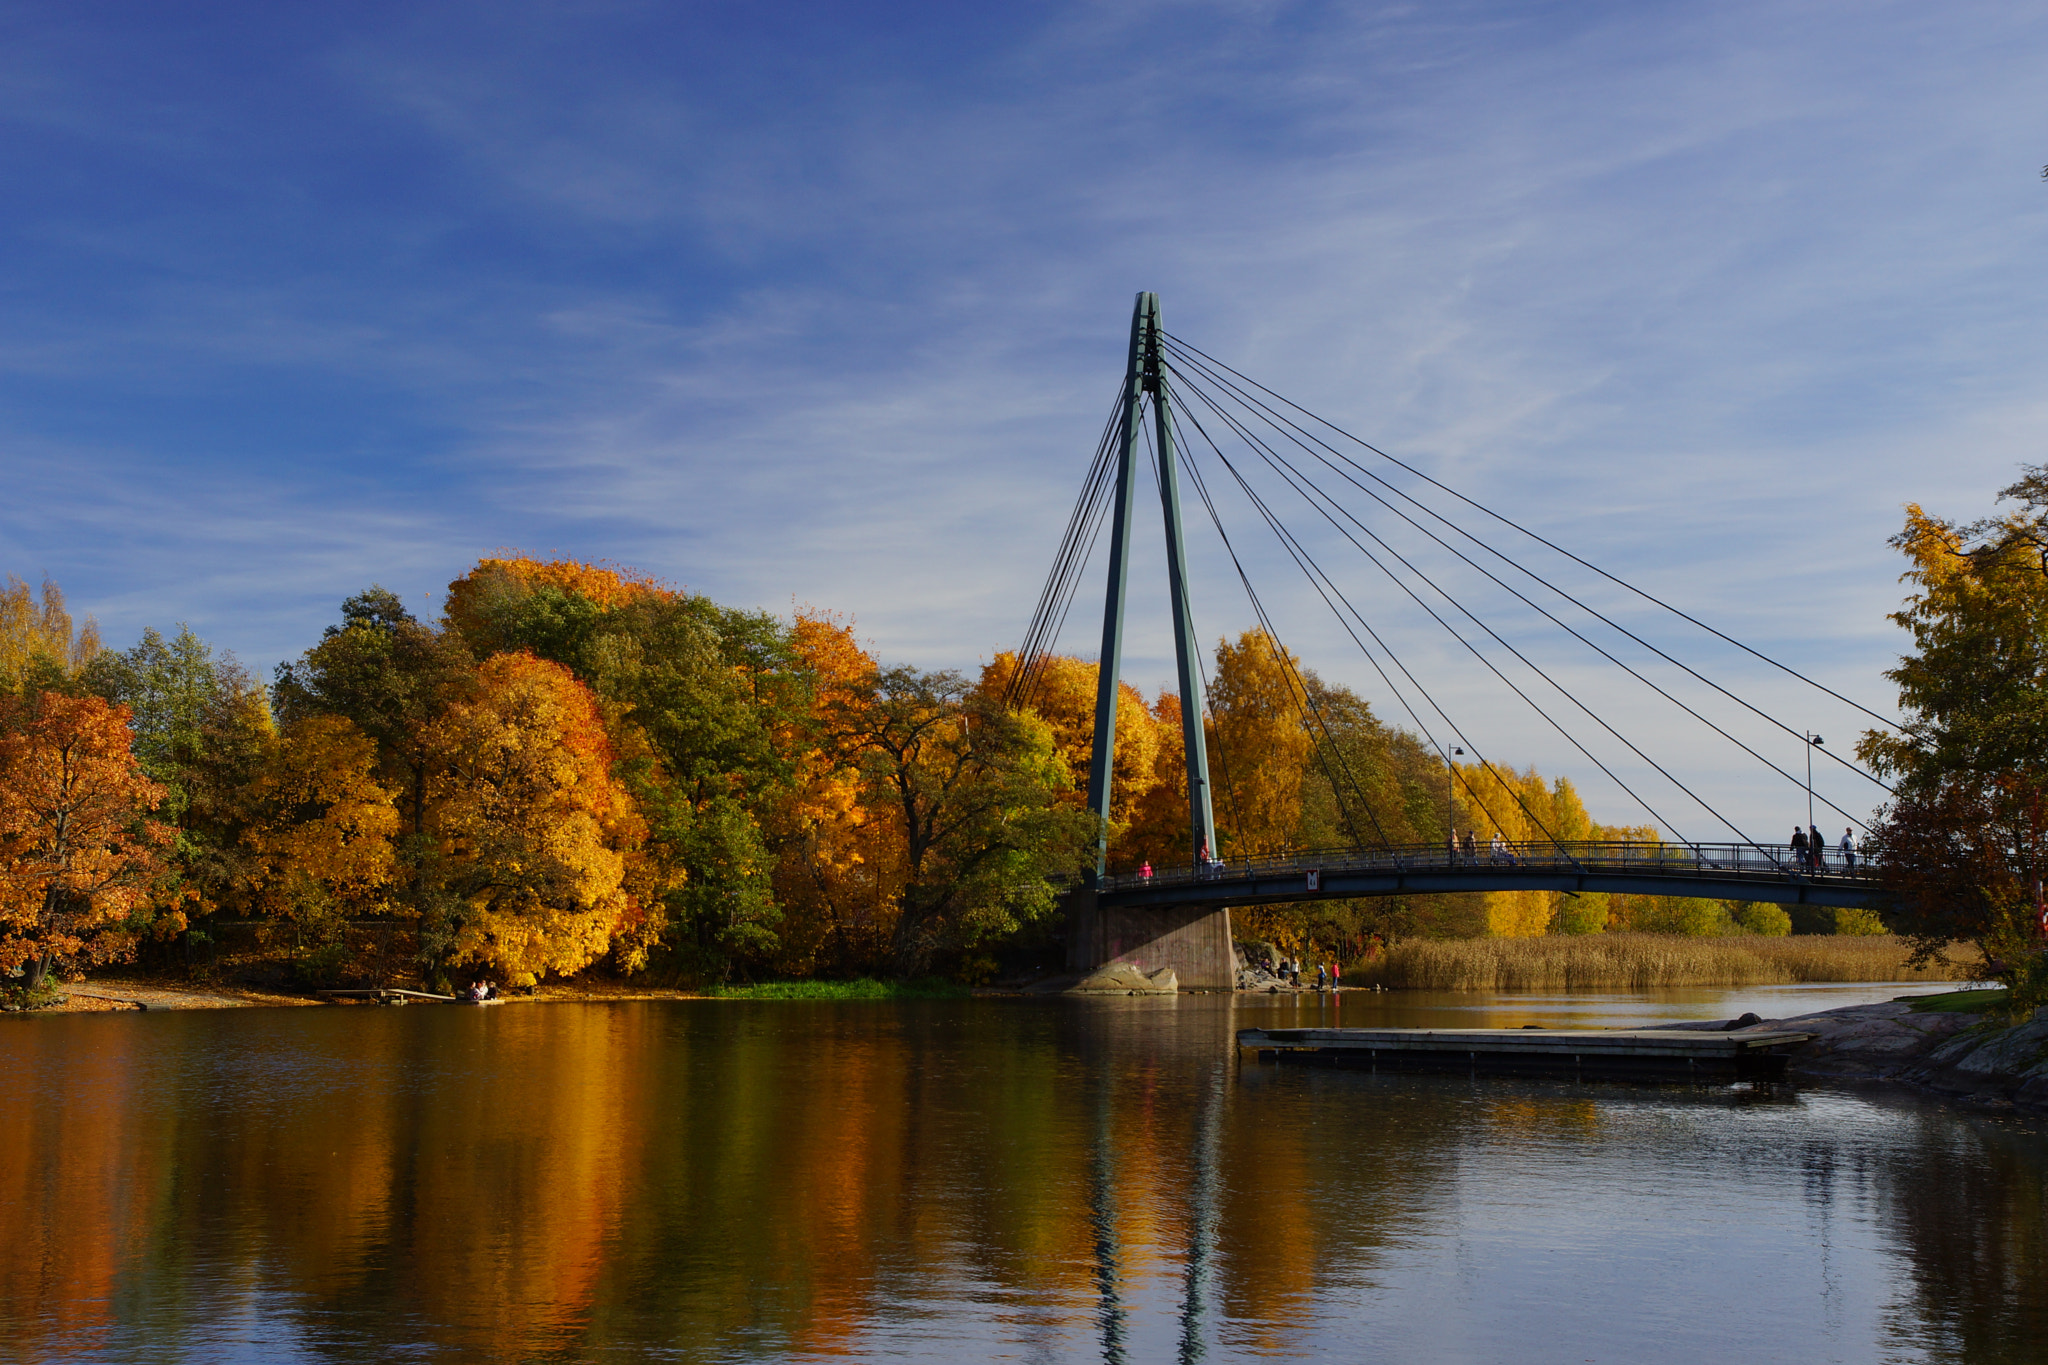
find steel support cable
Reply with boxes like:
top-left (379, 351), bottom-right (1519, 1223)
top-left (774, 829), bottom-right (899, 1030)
top-left (1012, 450), bottom-right (1110, 704)
top-left (1161, 393), bottom-right (1506, 854)
top-left (1159, 343), bottom-right (1892, 821)
top-left (1169, 395), bottom-right (1552, 857)
top-left (1144, 400), bottom-right (1390, 851)
top-left (1010, 396), bottom-right (1125, 708)
top-left (1156, 330), bottom-right (1904, 738)
top-left (1165, 362), bottom-right (1853, 844)
top-left (1137, 395), bottom-right (1248, 851)
top-left (1167, 392), bottom-right (1601, 858)
top-left (1018, 404), bottom-right (1120, 701)
top-left (1035, 475), bottom-right (1118, 702)
top-left (1168, 421), bottom-right (1461, 795)
top-left (1169, 355), bottom-right (1890, 821)
top-left (1170, 373), bottom-right (1707, 847)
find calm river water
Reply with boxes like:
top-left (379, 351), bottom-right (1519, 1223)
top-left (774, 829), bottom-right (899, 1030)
top-left (3, 986), bottom-right (2043, 1364)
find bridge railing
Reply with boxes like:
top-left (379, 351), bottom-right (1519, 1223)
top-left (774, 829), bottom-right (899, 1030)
top-left (1098, 840), bottom-right (1877, 893)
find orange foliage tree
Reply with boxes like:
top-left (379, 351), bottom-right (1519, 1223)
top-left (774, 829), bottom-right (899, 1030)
top-left (767, 612), bottom-right (899, 976)
top-left (418, 651), bottom-right (644, 985)
top-left (0, 692), bottom-right (171, 989)
top-left (243, 714), bottom-right (401, 944)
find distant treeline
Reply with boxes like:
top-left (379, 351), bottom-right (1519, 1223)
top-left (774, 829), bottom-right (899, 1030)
top-left (0, 561), bottom-right (1858, 994)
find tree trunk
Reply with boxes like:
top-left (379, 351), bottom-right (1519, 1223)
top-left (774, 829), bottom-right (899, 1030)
top-left (25, 952), bottom-right (51, 990)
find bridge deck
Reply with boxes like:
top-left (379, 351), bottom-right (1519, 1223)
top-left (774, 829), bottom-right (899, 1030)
top-left (1238, 1025), bottom-right (1817, 1082)
top-left (1099, 840), bottom-right (1881, 910)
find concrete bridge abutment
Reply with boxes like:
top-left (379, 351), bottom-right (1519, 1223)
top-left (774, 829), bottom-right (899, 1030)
top-left (1065, 890), bottom-right (1235, 991)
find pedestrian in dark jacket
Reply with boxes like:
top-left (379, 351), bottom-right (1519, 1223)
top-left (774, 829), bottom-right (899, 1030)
top-left (1791, 826), bottom-right (1808, 870)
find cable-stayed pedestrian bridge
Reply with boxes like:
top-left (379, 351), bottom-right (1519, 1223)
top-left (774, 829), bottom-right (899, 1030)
top-left (1009, 293), bottom-right (1900, 988)
top-left (1096, 842), bottom-right (1882, 913)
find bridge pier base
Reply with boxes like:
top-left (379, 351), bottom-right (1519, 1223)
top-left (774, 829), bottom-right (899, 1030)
top-left (1066, 890), bottom-right (1235, 991)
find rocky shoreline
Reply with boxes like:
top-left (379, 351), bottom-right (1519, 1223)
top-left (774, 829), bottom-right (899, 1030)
top-left (1664, 994), bottom-right (2048, 1113)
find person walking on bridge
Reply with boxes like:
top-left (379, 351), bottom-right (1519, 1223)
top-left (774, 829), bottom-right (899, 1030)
top-left (1841, 829), bottom-right (1856, 870)
top-left (1809, 824), bottom-right (1826, 872)
top-left (1791, 826), bottom-right (1808, 871)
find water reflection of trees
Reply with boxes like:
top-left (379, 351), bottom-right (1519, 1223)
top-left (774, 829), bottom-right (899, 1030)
top-left (2, 1006), bottom-right (2045, 1360)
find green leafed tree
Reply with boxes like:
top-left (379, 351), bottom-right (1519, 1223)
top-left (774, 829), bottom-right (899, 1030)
top-left (829, 666), bottom-right (1093, 977)
top-left (1859, 469), bottom-right (2048, 1005)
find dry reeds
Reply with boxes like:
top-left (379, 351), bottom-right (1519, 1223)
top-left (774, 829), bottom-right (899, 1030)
top-left (1348, 934), bottom-right (1978, 992)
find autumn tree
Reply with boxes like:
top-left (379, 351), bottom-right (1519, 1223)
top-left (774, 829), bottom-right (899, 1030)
top-left (0, 574), bottom-right (101, 694)
top-left (416, 651), bottom-right (643, 986)
top-left (273, 587), bottom-right (475, 839)
top-left (830, 666), bottom-right (1092, 977)
top-left (1859, 474), bottom-right (2048, 1002)
top-left (767, 612), bottom-right (897, 976)
top-left (0, 692), bottom-right (171, 989)
top-left (978, 650), bottom-right (1170, 872)
top-left (1284, 675), bottom-right (1482, 946)
top-left (1207, 629), bottom-right (1311, 858)
top-left (241, 714), bottom-right (400, 961)
top-left (84, 625), bottom-right (273, 927)
top-left (442, 558), bottom-right (805, 979)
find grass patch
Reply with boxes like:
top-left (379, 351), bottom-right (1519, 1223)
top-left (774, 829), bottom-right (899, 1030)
top-left (0, 981), bottom-right (66, 1012)
top-left (710, 978), bottom-right (971, 1001)
top-left (1901, 987), bottom-right (2008, 1013)
top-left (1348, 934), bottom-right (1979, 992)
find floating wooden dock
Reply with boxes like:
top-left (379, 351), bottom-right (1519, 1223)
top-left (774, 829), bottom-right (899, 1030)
top-left (1236, 1026), bottom-right (1816, 1082)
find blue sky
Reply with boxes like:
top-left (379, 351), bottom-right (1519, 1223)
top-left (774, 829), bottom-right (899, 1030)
top-left (3, 0), bottom-right (2045, 835)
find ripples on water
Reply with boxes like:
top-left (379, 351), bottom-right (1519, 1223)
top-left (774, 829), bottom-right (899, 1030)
top-left (1, 988), bottom-right (2042, 1363)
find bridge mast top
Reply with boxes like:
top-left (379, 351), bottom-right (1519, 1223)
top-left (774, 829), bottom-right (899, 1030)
top-left (1085, 293), bottom-right (1217, 879)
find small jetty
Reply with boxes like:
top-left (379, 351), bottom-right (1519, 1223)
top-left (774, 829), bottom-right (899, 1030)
top-left (318, 988), bottom-right (458, 1005)
top-left (1236, 1026), bottom-right (1816, 1082)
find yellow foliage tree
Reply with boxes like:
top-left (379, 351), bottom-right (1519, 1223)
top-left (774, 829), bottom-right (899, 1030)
top-left (243, 714), bottom-right (400, 941)
top-left (0, 575), bottom-right (100, 690)
top-left (1455, 762), bottom-right (1593, 936)
top-left (979, 651), bottom-right (1169, 873)
top-left (1207, 629), bottom-right (1309, 858)
top-left (421, 652), bottom-right (644, 985)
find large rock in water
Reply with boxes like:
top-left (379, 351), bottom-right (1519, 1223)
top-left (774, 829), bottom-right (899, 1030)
top-left (1068, 962), bottom-right (1178, 995)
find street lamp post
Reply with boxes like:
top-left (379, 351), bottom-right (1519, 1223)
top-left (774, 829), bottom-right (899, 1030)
top-left (1446, 746), bottom-right (1464, 854)
top-left (1805, 732), bottom-right (1825, 832)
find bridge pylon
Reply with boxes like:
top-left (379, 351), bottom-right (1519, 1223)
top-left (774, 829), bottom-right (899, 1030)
top-left (1068, 292), bottom-right (1234, 989)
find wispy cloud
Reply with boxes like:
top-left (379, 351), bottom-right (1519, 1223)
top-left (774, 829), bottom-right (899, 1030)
top-left (2, 0), bottom-right (2044, 830)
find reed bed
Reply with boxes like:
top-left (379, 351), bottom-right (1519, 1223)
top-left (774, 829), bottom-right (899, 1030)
top-left (1347, 934), bottom-right (1979, 993)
